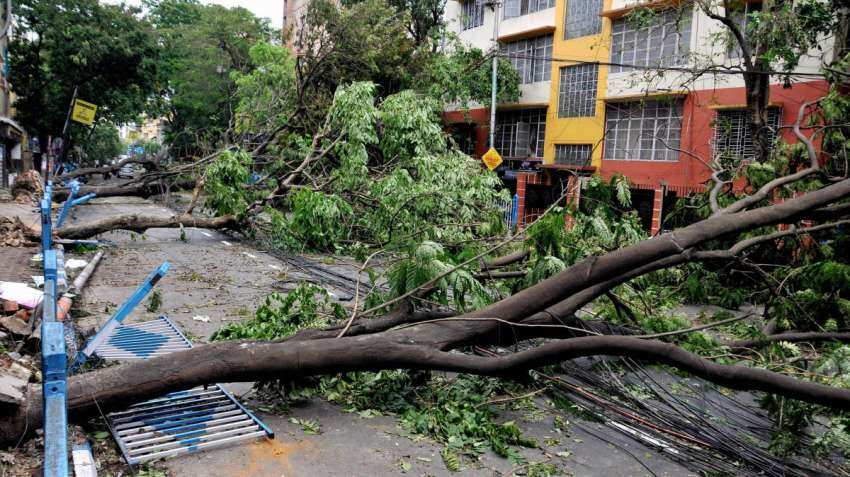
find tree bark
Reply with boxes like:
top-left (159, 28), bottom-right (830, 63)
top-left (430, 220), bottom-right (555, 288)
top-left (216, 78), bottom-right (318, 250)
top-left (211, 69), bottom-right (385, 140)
top-left (56, 214), bottom-right (238, 239)
top-left (57, 156), bottom-right (158, 181)
top-left (52, 178), bottom-right (195, 202)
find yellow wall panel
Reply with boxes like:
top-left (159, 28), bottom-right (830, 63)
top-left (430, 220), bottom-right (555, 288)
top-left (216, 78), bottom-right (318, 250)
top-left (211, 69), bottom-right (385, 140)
top-left (543, 0), bottom-right (613, 168)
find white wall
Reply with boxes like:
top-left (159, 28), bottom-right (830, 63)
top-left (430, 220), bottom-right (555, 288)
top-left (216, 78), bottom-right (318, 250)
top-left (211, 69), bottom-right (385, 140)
top-left (500, 8), bottom-right (556, 39)
top-left (446, 1), bottom-right (554, 108)
top-left (606, 7), bottom-right (832, 98)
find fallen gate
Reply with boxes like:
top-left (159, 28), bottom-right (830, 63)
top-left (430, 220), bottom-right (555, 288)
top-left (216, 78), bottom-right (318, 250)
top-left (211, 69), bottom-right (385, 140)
top-left (87, 316), bottom-right (274, 464)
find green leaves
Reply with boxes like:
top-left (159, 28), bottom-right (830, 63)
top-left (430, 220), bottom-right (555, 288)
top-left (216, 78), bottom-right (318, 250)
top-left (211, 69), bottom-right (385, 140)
top-left (204, 150), bottom-right (254, 217)
top-left (385, 241), bottom-right (492, 312)
top-left (400, 375), bottom-right (538, 468)
top-left (379, 90), bottom-right (445, 164)
top-left (233, 42), bottom-right (297, 135)
top-left (441, 448), bottom-right (461, 472)
top-left (11, 0), bottom-right (161, 137)
top-left (283, 189), bottom-right (355, 251)
top-left (211, 283), bottom-right (343, 341)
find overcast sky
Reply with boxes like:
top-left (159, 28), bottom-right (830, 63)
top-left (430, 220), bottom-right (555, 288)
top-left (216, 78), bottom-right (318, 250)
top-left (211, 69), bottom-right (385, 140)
top-left (109, 1), bottom-right (283, 28)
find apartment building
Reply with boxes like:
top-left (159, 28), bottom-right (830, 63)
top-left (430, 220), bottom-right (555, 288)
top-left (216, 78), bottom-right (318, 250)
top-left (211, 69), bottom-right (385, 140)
top-left (444, 0), bottom-right (832, 233)
top-left (0, 0), bottom-right (25, 188)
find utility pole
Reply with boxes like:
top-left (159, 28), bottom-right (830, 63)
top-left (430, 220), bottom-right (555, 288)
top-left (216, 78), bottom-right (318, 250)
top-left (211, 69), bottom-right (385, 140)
top-left (55, 86), bottom-right (78, 177)
top-left (488, 0), bottom-right (500, 149)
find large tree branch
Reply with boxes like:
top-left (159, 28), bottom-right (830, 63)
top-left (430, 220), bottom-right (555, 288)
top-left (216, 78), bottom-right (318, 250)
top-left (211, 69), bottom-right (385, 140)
top-left (58, 156), bottom-right (158, 181)
top-left (56, 213), bottom-right (238, 239)
top-left (419, 336), bottom-right (850, 410)
top-left (718, 99), bottom-right (823, 215)
top-left (726, 331), bottom-right (850, 350)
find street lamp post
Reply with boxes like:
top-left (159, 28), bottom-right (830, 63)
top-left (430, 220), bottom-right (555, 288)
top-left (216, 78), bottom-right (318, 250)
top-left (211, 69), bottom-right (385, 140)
top-left (487, 0), bottom-right (500, 149)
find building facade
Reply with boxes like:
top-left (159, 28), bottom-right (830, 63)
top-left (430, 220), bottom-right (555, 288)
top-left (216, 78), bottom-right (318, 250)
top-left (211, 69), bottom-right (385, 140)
top-left (0, 0), bottom-right (25, 188)
top-left (443, 0), bottom-right (832, 233)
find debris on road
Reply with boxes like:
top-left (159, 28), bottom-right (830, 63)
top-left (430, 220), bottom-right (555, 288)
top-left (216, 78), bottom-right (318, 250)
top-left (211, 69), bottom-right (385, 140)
top-left (193, 314), bottom-right (211, 323)
top-left (0, 281), bottom-right (43, 309)
top-left (0, 355), bottom-right (33, 405)
top-left (65, 258), bottom-right (88, 270)
top-left (0, 216), bottom-right (36, 247)
top-left (10, 170), bottom-right (44, 204)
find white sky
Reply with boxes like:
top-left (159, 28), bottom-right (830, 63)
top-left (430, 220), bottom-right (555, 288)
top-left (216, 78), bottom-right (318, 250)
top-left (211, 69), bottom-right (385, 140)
top-left (109, 1), bottom-right (283, 28)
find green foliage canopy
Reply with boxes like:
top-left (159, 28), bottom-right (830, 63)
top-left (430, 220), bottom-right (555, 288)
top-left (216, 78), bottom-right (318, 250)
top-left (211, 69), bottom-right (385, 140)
top-left (10, 0), bottom-right (160, 140)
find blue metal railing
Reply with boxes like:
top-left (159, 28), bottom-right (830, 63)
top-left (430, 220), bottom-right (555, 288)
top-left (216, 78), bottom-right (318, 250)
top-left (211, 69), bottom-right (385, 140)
top-left (56, 180), bottom-right (96, 229)
top-left (74, 262), bottom-right (170, 369)
top-left (40, 183), bottom-right (69, 477)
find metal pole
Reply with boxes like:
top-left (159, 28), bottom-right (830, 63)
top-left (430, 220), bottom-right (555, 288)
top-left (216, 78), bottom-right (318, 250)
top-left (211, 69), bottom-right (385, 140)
top-left (56, 86), bottom-right (78, 176)
top-left (488, 0), bottom-right (500, 149)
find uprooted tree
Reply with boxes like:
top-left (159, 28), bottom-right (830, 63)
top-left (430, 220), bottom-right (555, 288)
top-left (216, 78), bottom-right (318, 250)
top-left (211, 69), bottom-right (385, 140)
top-left (11, 0), bottom-right (850, 469)
top-left (6, 164), bottom-right (850, 443)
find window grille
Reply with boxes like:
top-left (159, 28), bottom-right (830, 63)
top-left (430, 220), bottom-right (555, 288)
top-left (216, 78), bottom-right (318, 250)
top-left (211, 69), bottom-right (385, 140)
top-left (494, 108), bottom-right (548, 158)
top-left (713, 108), bottom-right (782, 161)
top-left (503, 0), bottom-right (556, 19)
top-left (558, 64), bottom-right (598, 117)
top-left (610, 8), bottom-right (692, 72)
top-left (555, 144), bottom-right (593, 166)
top-left (603, 99), bottom-right (683, 161)
top-left (502, 35), bottom-right (553, 84)
top-left (461, 0), bottom-right (484, 30)
top-left (564, 0), bottom-right (602, 39)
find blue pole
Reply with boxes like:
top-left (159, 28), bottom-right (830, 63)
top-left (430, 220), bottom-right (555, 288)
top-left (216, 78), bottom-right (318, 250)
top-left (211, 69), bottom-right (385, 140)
top-left (41, 250), bottom-right (68, 477)
top-left (56, 180), bottom-right (79, 229)
top-left (74, 262), bottom-right (171, 368)
top-left (510, 194), bottom-right (519, 230)
top-left (70, 193), bottom-right (96, 209)
top-left (41, 183), bottom-right (53, 252)
top-left (41, 198), bottom-right (52, 252)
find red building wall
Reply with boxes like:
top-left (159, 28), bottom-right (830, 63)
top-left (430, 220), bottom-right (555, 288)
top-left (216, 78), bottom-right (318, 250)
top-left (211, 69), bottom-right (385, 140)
top-left (600, 80), bottom-right (830, 193)
top-left (443, 108), bottom-right (491, 157)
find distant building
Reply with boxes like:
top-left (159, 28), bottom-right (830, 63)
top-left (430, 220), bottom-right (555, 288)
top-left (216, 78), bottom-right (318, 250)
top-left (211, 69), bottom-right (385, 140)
top-left (444, 0), bottom-right (833, 233)
top-left (120, 116), bottom-right (164, 145)
top-left (139, 117), bottom-right (164, 144)
top-left (0, 1), bottom-right (26, 188)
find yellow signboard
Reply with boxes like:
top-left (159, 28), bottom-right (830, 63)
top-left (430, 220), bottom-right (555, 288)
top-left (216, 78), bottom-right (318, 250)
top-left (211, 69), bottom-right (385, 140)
top-left (71, 99), bottom-right (98, 126)
top-left (481, 147), bottom-right (503, 171)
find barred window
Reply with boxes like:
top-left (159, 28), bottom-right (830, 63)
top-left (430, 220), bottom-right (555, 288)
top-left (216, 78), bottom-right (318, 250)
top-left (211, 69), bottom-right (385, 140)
top-left (713, 108), bottom-right (782, 161)
top-left (603, 99), bottom-right (683, 161)
top-left (564, 0), bottom-right (602, 39)
top-left (610, 8), bottom-right (692, 73)
top-left (558, 64), bottom-right (598, 117)
top-left (461, 0), bottom-right (484, 30)
top-left (504, 0), bottom-right (556, 19)
top-left (502, 35), bottom-right (553, 84)
top-left (494, 108), bottom-right (547, 158)
top-left (555, 144), bottom-right (593, 166)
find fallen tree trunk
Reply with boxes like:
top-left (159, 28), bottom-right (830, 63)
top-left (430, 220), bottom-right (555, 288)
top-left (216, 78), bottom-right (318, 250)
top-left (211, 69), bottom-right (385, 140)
top-left (481, 249), bottom-right (529, 269)
top-left (58, 157), bottom-right (159, 181)
top-left (3, 178), bottom-right (850, 444)
top-left (4, 327), bottom-right (850, 445)
top-left (52, 177), bottom-right (195, 202)
top-left (56, 213), bottom-right (239, 239)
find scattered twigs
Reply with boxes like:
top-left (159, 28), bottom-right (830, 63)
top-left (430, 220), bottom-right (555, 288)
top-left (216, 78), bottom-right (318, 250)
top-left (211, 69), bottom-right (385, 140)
top-left (336, 249), bottom-right (382, 338)
top-left (639, 313), bottom-right (752, 339)
top-left (725, 331), bottom-right (850, 350)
